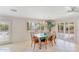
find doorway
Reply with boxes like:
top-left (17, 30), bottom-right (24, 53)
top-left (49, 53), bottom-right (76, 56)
top-left (0, 20), bottom-right (11, 45)
top-left (57, 22), bottom-right (75, 42)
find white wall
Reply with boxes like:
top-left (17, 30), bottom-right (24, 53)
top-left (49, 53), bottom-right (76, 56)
top-left (11, 17), bottom-right (27, 43)
top-left (0, 16), bottom-right (28, 44)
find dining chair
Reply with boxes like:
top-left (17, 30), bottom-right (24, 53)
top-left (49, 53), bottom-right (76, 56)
top-left (39, 37), bottom-right (48, 49)
top-left (31, 36), bottom-right (39, 50)
top-left (47, 34), bottom-right (56, 47)
top-left (30, 32), bottom-right (48, 50)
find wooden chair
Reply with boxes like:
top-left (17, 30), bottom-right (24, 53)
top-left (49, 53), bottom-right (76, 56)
top-left (31, 32), bottom-right (48, 50)
top-left (39, 37), bottom-right (48, 49)
top-left (31, 36), bottom-right (39, 50)
top-left (47, 34), bottom-right (56, 46)
top-left (30, 32), bottom-right (38, 49)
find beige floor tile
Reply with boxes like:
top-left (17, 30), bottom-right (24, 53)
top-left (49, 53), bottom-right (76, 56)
top-left (0, 39), bottom-right (79, 52)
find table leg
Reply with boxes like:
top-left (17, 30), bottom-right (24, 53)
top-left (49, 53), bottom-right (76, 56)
top-left (38, 38), bottom-right (41, 49)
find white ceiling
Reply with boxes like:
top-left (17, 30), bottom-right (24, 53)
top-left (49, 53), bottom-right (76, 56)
top-left (0, 6), bottom-right (78, 19)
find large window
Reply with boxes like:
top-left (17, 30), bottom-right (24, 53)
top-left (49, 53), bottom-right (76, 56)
top-left (58, 22), bottom-right (74, 33)
top-left (65, 23), bottom-right (68, 33)
top-left (0, 22), bottom-right (9, 43)
top-left (27, 21), bottom-right (56, 32)
top-left (58, 23), bottom-right (64, 33)
top-left (0, 23), bottom-right (8, 31)
top-left (27, 21), bottom-right (48, 31)
top-left (69, 22), bottom-right (74, 34)
top-left (65, 22), bottom-right (74, 34)
top-left (27, 22), bottom-right (41, 31)
top-left (57, 22), bottom-right (75, 42)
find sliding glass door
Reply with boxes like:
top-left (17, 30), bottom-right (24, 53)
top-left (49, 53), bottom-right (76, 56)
top-left (57, 22), bottom-right (75, 42)
top-left (0, 21), bottom-right (11, 44)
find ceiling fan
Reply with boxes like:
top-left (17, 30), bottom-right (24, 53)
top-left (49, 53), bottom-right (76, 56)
top-left (66, 6), bottom-right (79, 12)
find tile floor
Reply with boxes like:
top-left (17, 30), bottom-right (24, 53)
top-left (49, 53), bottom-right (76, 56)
top-left (0, 39), bottom-right (79, 52)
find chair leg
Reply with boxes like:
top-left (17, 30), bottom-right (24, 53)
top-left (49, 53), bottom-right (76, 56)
top-left (45, 44), bottom-right (47, 49)
top-left (34, 44), bottom-right (35, 50)
top-left (49, 41), bottom-right (51, 46)
top-left (32, 44), bottom-right (35, 50)
top-left (54, 39), bottom-right (56, 44)
top-left (51, 41), bottom-right (53, 47)
top-left (39, 43), bottom-right (41, 49)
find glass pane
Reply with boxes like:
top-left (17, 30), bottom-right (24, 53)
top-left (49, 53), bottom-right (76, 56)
top-left (27, 22), bottom-right (30, 30)
top-left (65, 23), bottom-right (68, 33)
top-left (0, 22), bottom-right (9, 42)
top-left (58, 23), bottom-right (64, 33)
top-left (69, 22), bottom-right (74, 34)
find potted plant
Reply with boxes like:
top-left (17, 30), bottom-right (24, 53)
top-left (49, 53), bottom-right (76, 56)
top-left (46, 20), bottom-right (55, 32)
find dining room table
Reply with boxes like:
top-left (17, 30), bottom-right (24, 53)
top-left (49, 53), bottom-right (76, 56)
top-left (34, 33), bottom-right (48, 40)
top-left (33, 32), bottom-right (48, 49)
